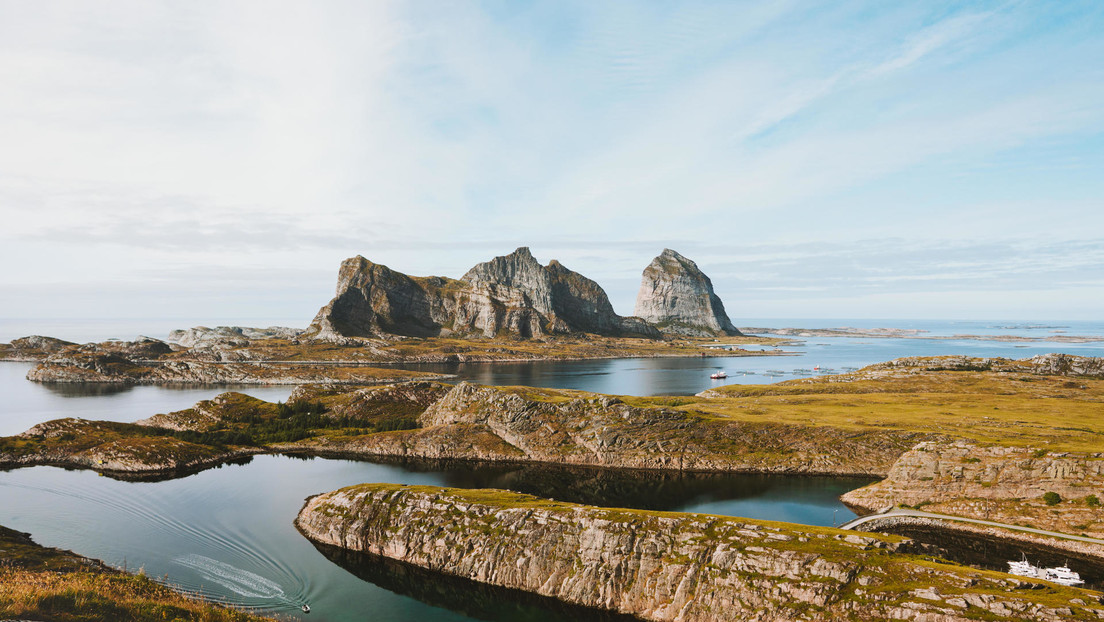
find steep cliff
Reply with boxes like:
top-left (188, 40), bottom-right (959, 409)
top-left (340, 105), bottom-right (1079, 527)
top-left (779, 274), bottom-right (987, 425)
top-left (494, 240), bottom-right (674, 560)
top-left (843, 441), bottom-right (1104, 539)
top-left (297, 484), bottom-right (1103, 622)
top-left (633, 249), bottom-right (740, 337)
top-left (306, 248), bottom-right (659, 340)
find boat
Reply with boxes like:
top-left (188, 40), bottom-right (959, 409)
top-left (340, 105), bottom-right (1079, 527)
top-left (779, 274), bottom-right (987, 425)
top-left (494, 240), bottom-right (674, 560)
top-left (1045, 564), bottom-right (1085, 586)
top-left (1008, 555), bottom-right (1039, 578)
top-left (710, 370), bottom-right (727, 379)
top-left (302, 604), bottom-right (311, 613)
top-left (1006, 555), bottom-right (1085, 586)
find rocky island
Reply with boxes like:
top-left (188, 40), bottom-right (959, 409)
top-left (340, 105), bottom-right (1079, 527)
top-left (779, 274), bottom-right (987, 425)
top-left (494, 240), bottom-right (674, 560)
top-left (4, 248), bottom-right (780, 384)
top-left (295, 484), bottom-right (1104, 621)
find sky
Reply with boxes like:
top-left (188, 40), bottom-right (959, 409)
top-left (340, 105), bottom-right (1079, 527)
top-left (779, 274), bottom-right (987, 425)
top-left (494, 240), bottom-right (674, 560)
top-left (1, 0), bottom-right (1103, 332)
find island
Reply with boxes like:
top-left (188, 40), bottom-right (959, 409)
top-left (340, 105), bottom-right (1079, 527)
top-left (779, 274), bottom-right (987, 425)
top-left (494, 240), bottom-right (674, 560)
top-left (1, 248), bottom-right (785, 384)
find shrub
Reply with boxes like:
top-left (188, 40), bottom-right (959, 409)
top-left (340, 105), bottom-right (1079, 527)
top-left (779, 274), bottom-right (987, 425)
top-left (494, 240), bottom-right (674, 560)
top-left (1032, 449), bottom-right (1048, 459)
top-left (1087, 494), bottom-right (1101, 508)
top-left (1043, 492), bottom-right (1062, 506)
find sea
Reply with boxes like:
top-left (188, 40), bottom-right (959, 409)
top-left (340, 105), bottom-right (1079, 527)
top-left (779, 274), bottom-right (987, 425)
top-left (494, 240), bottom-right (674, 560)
top-left (1, 318), bottom-right (1102, 621)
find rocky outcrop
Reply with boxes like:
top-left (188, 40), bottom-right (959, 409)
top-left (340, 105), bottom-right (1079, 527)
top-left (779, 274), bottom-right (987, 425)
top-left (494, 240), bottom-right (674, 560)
top-left (633, 249), bottom-right (740, 337)
top-left (307, 382), bottom-right (927, 476)
top-left (26, 338), bottom-right (448, 385)
top-left (297, 484), bottom-right (1102, 622)
top-left (306, 248), bottom-right (659, 341)
top-left (167, 325), bottom-right (303, 348)
top-left (865, 354), bottom-right (1104, 378)
top-left (0, 417), bottom-right (253, 476)
top-left (843, 441), bottom-right (1104, 539)
top-left (0, 335), bottom-right (78, 361)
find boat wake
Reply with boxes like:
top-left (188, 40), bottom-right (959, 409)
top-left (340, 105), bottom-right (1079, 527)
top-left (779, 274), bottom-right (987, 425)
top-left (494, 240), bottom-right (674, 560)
top-left (174, 554), bottom-right (287, 599)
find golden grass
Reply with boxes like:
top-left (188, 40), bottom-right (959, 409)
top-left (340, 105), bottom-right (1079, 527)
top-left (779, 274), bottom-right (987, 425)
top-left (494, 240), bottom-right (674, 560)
top-left (674, 371), bottom-right (1104, 453)
top-left (0, 569), bottom-right (273, 622)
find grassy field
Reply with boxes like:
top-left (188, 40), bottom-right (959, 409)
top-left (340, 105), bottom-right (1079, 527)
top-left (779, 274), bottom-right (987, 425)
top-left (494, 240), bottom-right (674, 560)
top-left (619, 367), bottom-right (1104, 453)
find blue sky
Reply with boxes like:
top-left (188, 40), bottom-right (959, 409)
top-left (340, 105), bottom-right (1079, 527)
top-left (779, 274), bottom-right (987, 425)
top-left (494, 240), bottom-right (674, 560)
top-left (1, 0), bottom-right (1102, 328)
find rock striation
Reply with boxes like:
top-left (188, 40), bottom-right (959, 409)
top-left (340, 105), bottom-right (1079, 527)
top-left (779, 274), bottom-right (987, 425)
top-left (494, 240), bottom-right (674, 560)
top-left (167, 326), bottom-right (303, 348)
top-left (297, 484), bottom-right (1102, 622)
top-left (26, 337), bottom-right (446, 385)
top-left (306, 248), bottom-right (659, 341)
top-left (633, 249), bottom-right (740, 337)
top-left (843, 441), bottom-right (1104, 540)
top-left (305, 381), bottom-right (926, 476)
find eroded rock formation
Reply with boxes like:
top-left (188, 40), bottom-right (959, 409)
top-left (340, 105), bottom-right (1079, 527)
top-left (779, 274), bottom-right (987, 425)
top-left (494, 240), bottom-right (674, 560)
top-left (633, 249), bottom-right (740, 337)
top-left (306, 248), bottom-right (659, 341)
top-left (305, 381), bottom-right (925, 475)
top-left (843, 441), bottom-right (1104, 539)
top-left (296, 484), bottom-right (1102, 622)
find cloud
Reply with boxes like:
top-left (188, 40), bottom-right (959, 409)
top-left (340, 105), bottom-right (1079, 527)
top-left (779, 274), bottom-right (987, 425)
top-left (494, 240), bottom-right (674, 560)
top-left (1, 1), bottom-right (1102, 322)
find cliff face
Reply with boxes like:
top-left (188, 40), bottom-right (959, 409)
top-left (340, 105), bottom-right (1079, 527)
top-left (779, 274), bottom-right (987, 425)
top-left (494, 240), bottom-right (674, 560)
top-left (843, 441), bottom-right (1104, 539)
top-left (633, 249), bottom-right (740, 337)
top-left (307, 248), bottom-right (659, 340)
top-left (297, 484), bottom-right (1102, 622)
top-left (26, 338), bottom-right (445, 385)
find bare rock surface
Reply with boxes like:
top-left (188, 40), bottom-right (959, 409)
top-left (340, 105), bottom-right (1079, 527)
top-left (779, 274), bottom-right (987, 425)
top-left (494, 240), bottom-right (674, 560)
top-left (633, 249), bottom-right (740, 337)
top-left (167, 326), bottom-right (303, 348)
top-left (296, 484), bottom-right (1103, 622)
top-left (843, 441), bottom-right (1104, 539)
top-left (306, 248), bottom-right (659, 341)
top-left (308, 381), bottom-right (926, 475)
top-left (1, 335), bottom-right (77, 361)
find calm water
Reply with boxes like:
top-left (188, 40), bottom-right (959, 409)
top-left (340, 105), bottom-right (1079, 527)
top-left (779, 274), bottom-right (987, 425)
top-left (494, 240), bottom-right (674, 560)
top-left (2, 318), bottom-right (1103, 621)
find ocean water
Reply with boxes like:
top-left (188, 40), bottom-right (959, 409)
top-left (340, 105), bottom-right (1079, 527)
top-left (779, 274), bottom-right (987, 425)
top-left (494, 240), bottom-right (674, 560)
top-left (2, 318), bottom-right (1102, 620)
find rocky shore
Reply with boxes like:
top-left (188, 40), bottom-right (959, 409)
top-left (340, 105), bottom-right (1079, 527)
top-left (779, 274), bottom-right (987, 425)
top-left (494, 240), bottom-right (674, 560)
top-left (295, 483), bottom-right (1104, 622)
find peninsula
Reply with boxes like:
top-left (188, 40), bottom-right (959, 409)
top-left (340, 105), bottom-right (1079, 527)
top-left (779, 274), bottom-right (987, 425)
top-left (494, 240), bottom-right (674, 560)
top-left (295, 484), bottom-right (1104, 621)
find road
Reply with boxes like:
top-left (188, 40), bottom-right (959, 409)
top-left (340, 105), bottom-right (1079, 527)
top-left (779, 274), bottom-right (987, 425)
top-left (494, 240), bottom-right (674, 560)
top-left (840, 507), bottom-right (1104, 546)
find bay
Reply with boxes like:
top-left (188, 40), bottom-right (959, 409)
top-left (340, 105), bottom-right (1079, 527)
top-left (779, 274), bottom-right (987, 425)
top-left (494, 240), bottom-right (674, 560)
top-left (2, 318), bottom-right (1103, 620)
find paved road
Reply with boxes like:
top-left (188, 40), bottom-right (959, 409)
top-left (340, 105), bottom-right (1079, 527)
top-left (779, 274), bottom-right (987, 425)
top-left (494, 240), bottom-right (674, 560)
top-left (840, 508), bottom-right (1104, 546)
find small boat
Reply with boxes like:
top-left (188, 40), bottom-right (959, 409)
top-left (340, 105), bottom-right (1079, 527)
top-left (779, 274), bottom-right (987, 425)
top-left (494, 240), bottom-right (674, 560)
top-left (710, 370), bottom-right (728, 379)
top-left (302, 604), bottom-right (311, 613)
top-left (813, 365), bottom-right (821, 372)
top-left (1045, 564), bottom-right (1085, 586)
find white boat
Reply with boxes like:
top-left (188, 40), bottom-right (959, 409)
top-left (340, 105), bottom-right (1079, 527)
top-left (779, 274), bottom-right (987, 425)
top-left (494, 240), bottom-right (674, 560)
top-left (1045, 564), bottom-right (1085, 586)
top-left (1008, 556), bottom-right (1040, 578)
top-left (1007, 556), bottom-right (1085, 586)
top-left (302, 604), bottom-right (311, 613)
top-left (710, 370), bottom-right (727, 379)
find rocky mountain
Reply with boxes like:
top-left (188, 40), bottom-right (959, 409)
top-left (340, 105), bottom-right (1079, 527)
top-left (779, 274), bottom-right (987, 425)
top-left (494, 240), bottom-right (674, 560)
top-left (306, 247), bottom-right (659, 341)
top-left (297, 484), bottom-right (1100, 622)
top-left (633, 249), bottom-right (741, 337)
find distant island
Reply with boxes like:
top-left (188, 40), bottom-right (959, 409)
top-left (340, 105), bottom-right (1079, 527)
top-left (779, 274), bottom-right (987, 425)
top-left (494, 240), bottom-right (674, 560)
top-left (0, 248), bottom-right (781, 384)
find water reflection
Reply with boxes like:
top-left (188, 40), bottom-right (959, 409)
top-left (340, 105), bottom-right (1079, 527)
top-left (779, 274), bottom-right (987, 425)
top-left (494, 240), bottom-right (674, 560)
top-left (38, 382), bottom-right (135, 398)
top-left (311, 542), bottom-right (642, 622)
